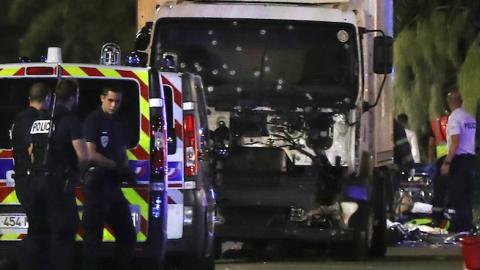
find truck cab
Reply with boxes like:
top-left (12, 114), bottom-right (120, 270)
top-left (138, 0), bottom-right (393, 260)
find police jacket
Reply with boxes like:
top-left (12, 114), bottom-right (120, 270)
top-left (83, 107), bottom-right (128, 165)
top-left (29, 105), bottom-right (82, 174)
top-left (393, 120), bottom-right (414, 168)
top-left (11, 107), bottom-right (43, 176)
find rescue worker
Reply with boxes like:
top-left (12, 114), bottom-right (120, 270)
top-left (397, 113), bottom-right (420, 163)
top-left (393, 119), bottom-right (414, 169)
top-left (429, 114), bottom-right (449, 162)
top-left (10, 82), bottom-right (51, 270)
top-left (26, 79), bottom-right (88, 270)
top-left (429, 114), bottom-right (450, 227)
top-left (82, 87), bottom-right (136, 270)
top-left (440, 89), bottom-right (476, 232)
top-left (390, 120), bottom-right (414, 218)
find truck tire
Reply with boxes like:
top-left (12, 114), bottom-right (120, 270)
top-left (338, 203), bottom-right (373, 261)
top-left (369, 168), bottom-right (388, 257)
top-left (214, 238), bottom-right (223, 259)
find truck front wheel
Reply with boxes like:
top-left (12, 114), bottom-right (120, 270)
top-left (369, 168), bottom-right (388, 257)
top-left (348, 204), bottom-right (374, 260)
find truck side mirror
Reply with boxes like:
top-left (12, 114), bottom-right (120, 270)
top-left (135, 22), bottom-right (153, 51)
top-left (373, 36), bottom-right (393, 74)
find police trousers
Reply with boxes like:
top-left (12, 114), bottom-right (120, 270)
top-left (448, 154), bottom-right (476, 232)
top-left (14, 173), bottom-right (30, 205)
top-left (82, 172), bottom-right (136, 270)
top-left (21, 173), bottom-right (79, 270)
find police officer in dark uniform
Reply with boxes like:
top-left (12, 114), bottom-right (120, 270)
top-left (10, 82), bottom-right (51, 270)
top-left (12, 82), bottom-right (51, 204)
top-left (82, 87), bottom-right (136, 270)
top-left (27, 79), bottom-right (88, 270)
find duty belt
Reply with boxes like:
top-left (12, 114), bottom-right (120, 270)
top-left (32, 169), bottom-right (67, 177)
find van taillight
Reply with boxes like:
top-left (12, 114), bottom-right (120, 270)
top-left (184, 113), bottom-right (198, 177)
top-left (150, 114), bottom-right (166, 179)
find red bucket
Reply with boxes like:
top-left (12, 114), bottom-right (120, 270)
top-left (461, 236), bottom-right (480, 270)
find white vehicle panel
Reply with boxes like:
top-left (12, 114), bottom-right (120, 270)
top-left (157, 4), bottom-right (357, 25)
top-left (167, 204), bottom-right (184, 239)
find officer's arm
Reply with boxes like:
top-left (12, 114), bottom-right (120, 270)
top-left (121, 146), bottom-right (129, 167)
top-left (86, 142), bottom-right (116, 168)
top-left (72, 138), bottom-right (89, 164)
top-left (440, 134), bottom-right (459, 176)
top-left (28, 144), bottom-right (34, 163)
top-left (444, 134), bottom-right (459, 164)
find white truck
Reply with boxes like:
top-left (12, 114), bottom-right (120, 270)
top-left (137, 0), bottom-right (394, 260)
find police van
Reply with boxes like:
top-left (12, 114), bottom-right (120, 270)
top-left (0, 47), bottom-right (214, 267)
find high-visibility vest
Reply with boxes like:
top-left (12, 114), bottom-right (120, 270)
top-left (431, 115), bottom-right (448, 158)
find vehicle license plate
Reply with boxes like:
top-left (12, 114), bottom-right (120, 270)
top-left (0, 214), bottom-right (28, 229)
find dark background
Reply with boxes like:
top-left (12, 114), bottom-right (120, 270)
top-left (0, 0), bottom-right (136, 64)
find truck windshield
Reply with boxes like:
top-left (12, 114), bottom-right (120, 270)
top-left (152, 19), bottom-right (359, 109)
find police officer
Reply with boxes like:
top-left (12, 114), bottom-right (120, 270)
top-left (12, 82), bottom-right (51, 204)
top-left (27, 79), bottom-right (88, 270)
top-left (82, 87), bottom-right (136, 270)
top-left (10, 82), bottom-right (51, 270)
top-left (440, 89), bottom-right (476, 232)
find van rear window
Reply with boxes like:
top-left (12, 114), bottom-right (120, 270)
top-left (77, 78), bottom-right (140, 148)
top-left (162, 85), bottom-right (177, 155)
top-left (0, 79), bottom-right (56, 149)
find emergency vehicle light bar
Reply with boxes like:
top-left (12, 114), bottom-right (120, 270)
top-left (100, 43), bottom-right (121, 66)
top-left (46, 47), bottom-right (62, 63)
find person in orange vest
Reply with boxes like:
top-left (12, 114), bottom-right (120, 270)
top-left (429, 113), bottom-right (450, 227)
top-left (429, 114), bottom-right (449, 162)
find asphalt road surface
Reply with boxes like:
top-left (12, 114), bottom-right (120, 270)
top-left (215, 246), bottom-right (464, 270)
top-left (0, 245), bottom-right (464, 270)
